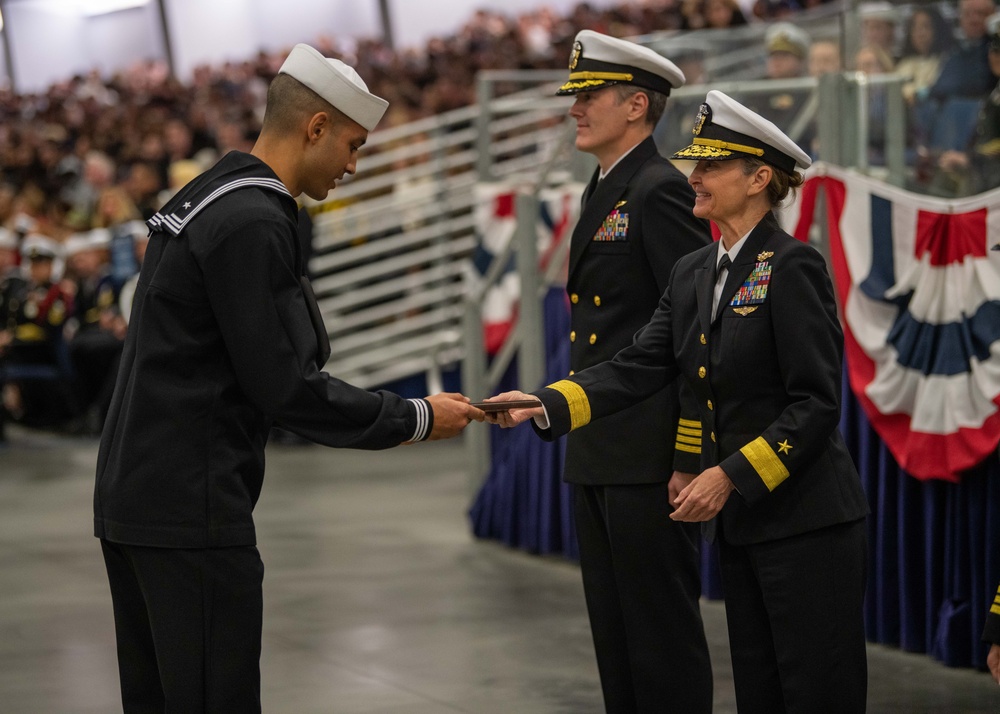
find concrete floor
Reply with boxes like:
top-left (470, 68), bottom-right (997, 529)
top-left (1, 426), bottom-right (998, 713)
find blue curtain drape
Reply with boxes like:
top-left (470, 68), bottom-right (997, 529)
top-left (469, 287), bottom-right (578, 559)
top-left (468, 287), bottom-right (1000, 670)
top-left (841, 375), bottom-right (1000, 669)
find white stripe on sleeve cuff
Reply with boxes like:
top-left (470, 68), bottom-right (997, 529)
top-left (408, 398), bottom-right (431, 442)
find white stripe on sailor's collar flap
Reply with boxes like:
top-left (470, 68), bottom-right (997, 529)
top-left (148, 178), bottom-right (291, 236)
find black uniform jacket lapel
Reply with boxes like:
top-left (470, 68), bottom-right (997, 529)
top-left (694, 248), bottom-right (717, 337)
top-left (715, 212), bottom-right (781, 322)
top-left (568, 137), bottom-right (659, 282)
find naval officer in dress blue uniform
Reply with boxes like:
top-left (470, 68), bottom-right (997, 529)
top-left (488, 90), bottom-right (870, 714)
top-left (553, 30), bottom-right (713, 714)
top-left (94, 44), bottom-right (484, 713)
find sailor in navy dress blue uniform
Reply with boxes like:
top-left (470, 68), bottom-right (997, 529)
top-left (489, 90), bottom-right (870, 714)
top-left (94, 44), bottom-right (481, 714)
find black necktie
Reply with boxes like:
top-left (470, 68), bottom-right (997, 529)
top-left (583, 174), bottom-right (600, 205)
top-left (713, 254), bottom-right (732, 319)
top-left (716, 254), bottom-right (732, 282)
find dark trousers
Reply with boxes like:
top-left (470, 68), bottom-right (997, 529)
top-left (719, 518), bottom-right (868, 714)
top-left (100, 540), bottom-right (265, 714)
top-left (574, 483), bottom-right (713, 714)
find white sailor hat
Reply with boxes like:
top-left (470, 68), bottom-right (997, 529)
top-left (0, 226), bottom-right (17, 250)
top-left (63, 229), bottom-right (110, 257)
top-left (21, 234), bottom-right (60, 261)
top-left (671, 90), bottom-right (812, 174)
top-left (278, 43), bottom-right (389, 132)
top-left (89, 227), bottom-right (112, 248)
top-left (766, 22), bottom-right (810, 59)
top-left (557, 30), bottom-right (685, 96)
top-left (859, 1), bottom-right (900, 23)
top-left (121, 220), bottom-right (149, 240)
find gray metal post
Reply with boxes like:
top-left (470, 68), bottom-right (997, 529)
top-left (0, 0), bottom-right (16, 93)
top-left (156, 0), bottom-right (176, 78)
top-left (855, 73), bottom-right (869, 172)
top-left (515, 192), bottom-right (545, 391)
top-left (841, 76), bottom-right (862, 169)
top-left (377, 0), bottom-right (395, 51)
top-left (462, 287), bottom-right (491, 495)
top-left (475, 75), bottom-right (494, 181)
top-left (817, 72), bottom-right (842, 166)
top-left (842, 0), bottom-right (861, 82)
top-left (884, 76), bottom-right (906, 187)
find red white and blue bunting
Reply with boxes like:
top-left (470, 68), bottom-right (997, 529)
top-left (782, 164), bottom-right (1000, 481)
top-left (473, 183), bottom-right (582, 354)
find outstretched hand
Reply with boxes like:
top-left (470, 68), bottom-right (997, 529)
top-left (425, 393), bottom-right (485, 440)
top-left (482, 390), bottom-right (543, 428)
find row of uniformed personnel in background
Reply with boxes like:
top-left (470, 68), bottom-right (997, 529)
top-left (0, 224), bottom-right (148, 436)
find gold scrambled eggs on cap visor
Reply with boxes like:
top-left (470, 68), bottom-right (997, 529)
top-left (556, 71), bottom-right (633, 95)
top-left (671, 141), bottom-right (736, 160)
top-left (670, 138), bottom-right (765, 160)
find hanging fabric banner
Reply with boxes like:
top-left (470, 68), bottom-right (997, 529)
top-left (790, 164), bottom-right (1000, 481)
top-left (472, 183), bottom-right (581, 354)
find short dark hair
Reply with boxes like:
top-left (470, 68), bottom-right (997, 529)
top-left (261, 73), bottom-right (351, 134)
top-left (741, 156), bottom-right (804, 206)
top-left (613, 85), bottom-right (668, 127)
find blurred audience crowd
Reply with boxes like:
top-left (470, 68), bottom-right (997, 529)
top-left (0, 0), bottom-right (995, 439)
top-left (657, 0), bottom-right (1000, 196)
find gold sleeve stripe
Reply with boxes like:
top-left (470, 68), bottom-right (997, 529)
top-left (546, 380), bottom-right (591, 431)
top-left (991, 602), bottom-right (1000, 616)
top-left (740, 437), bottom-right (790, 491)
top-left (676, 419), bottom-right (702, 453)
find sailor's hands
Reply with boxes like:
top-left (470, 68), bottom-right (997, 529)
top-left (425, 393), bottom-right (484, 440)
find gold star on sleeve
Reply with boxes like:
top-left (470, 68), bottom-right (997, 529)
top-left (777, 439), bottom-right (792, 455)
